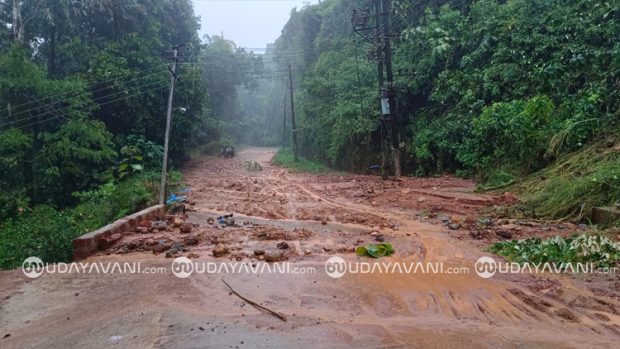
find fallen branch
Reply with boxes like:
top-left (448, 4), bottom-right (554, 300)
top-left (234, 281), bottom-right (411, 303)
top-left (221, 278), bottom-right (287, 321)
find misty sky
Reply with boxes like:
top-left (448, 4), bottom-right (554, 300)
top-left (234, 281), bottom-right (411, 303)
top-left (192, 0), bottom-right (320, 51)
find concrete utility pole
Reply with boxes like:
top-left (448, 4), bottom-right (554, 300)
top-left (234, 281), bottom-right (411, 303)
top-left (381, 0), bottom-right (400, 178)
top-left (159, 47), bottom-right (180, 205)
top-left (12, 0), bottom-right (23, 43)
top-left (374, 0), bottom-right (388, 180)
top-left (288, 64), bottom-right (299, 161)
top-left (282, 89), bottom-right (287, 148)
top-left (352, 0), bottom-right (400, 179)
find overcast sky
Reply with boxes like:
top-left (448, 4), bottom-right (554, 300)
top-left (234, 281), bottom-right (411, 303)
top-left (192, 0), bottom-right (320, 51)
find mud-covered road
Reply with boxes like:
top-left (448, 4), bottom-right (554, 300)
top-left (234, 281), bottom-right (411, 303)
top-left (1, 147), bottom-right (619, 348)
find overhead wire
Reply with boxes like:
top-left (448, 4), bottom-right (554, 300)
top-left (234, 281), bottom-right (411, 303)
top-left (8, 83), bottom-right (169, 131)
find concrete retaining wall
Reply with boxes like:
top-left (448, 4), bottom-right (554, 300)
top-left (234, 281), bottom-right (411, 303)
top-left (72, 205), bottom-right (167, 260)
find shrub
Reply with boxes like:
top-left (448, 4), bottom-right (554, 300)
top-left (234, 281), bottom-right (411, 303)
top-left (0, 206), bottom-right (77, 269)
top-left (489, 234), bottom-right (620, 268)
top-left (459, 95), bottom-right (559, 182)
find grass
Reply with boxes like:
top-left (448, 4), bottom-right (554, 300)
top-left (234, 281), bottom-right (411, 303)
top-left (511, 130), bottom-right (620, 223)
top-left (272, 148), bottom-right (329, 173)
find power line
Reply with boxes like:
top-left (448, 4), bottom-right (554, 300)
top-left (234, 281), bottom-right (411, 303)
top-left (2, 64), bottom-right (167, 113)
top-left (1, 79), bottom-right (168, 129)
top-left (8, 84), bottom-right (168, 131)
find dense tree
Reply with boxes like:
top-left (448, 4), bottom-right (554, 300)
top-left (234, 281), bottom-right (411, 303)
top-left (255, 0), bottom-right (619, 179)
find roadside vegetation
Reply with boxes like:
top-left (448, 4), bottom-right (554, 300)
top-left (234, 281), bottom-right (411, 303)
top-left (489, 234), bottom-right (620, 268)
top-left (0, 1), bottom-right (260, 268)
top-left (272, 148), bottom-right (329, 173)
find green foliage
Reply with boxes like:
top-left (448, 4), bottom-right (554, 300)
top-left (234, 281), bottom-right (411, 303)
top-left (356, 243), bottom-right (396, 258)
top-left (0, 205), bottom-right (76, 269)
top-left (514, 132), bottom-right (620, 221)
top-left (272, 148), bottom-right (328, 173)
top-left (489, 234), bottom-right (620, 268)
top-left (36, 119), bottom-right (117, 205)
top-left (260, 0), bottom-right (619, 179)
top-left (459, 95), bottom-right (559, 180)
top-left (0, 128), bottom-right (32, 218)
top-left (0, 169), bottom-right (179, 269)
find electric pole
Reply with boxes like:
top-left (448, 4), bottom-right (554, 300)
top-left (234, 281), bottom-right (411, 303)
top-left (159, 46), bottom-right (180, 205)
top-left (374, 0), bottom-right (388, 180)
top-left (352, 0), bottom-right (400, 179)
top-left (381, 0), bottom-right (400, 178)
top-left (288, 64), bottom-right (299, 162)
top-left (282, 89), bottom-right (287, 148)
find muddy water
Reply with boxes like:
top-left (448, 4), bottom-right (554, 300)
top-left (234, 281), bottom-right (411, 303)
top-left (0, 147), bottom-right (618, 348)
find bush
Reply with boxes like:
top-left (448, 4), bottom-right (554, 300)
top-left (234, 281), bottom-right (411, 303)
top-left (459, 95), bottom-right (559, 182)
top-left (489, 234), bottom-right (620, 268)
top-left (272, 148), bottom-right (328, 173)
top-left (0, 170), bottom-right (181, 269)
top-left (0, 206), bottom-right (77, 269)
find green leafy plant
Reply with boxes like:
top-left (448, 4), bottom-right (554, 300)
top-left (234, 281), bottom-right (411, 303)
top-left (356, 243), bottom-right (395, 258)
top-left (489, 234), bottom-right (620, 267)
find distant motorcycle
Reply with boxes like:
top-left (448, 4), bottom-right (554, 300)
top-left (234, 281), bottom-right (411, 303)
top-left (218, 146), bottom-right (236, 159)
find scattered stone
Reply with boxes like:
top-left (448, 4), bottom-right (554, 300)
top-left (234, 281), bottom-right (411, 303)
top-left (496, 230), bottom-right (513, 239)
top-left (152, 244), bottom-right (167, 254)
top-left (166, 243), bottom-right (185, 258)
top-left (322, 243), bottom-right (335, 252)
top-left (374, 234), bottom-right (385, 242)
top-left (98, 233), bottom-right (122, 250)
top-left (554, 308), bottom-right (579, 322)
top-left (138, 220), bottom-right (152, 229)
top-left (516, 220), bottom-right (535, 227)
top-left (276, 241), bottom-right (289, 249)
top-left (477, 218), bottom-right (493, 227)
top-left (187, 253), bottom-right (200, 259)
top-left (438, 216), bottom-right (451, 224)
top-left (152, 221), bottom-right (168, 231)
top-left (417, 196), bottom-right (427, 203)
top-left (303, 249), bottom-right (312, 256)
top-left (179, 222), bottom-right (193, 234)
top-left (264, 250), bottom-right (284, 263)
top-left (464, 215), bottom-right (476, 224)
top-left (213, 244), bottom-right (230, 258)
top-left (183, 235), bottom-right (199, 246)
top-left (207, 217), bottom-right (215, 225)
top-left (225, 217), bottom-right (235, 226)
top-left (136, 226), bottom-right (149, 234)
top-left (253, 249), bottom-right (266, 256)
top-left (173, 217), bottom-right (184, 228)
top-left (448, 223), bottom-right (461, 230)
top-left (469, 231), bottom-right (484, 240)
